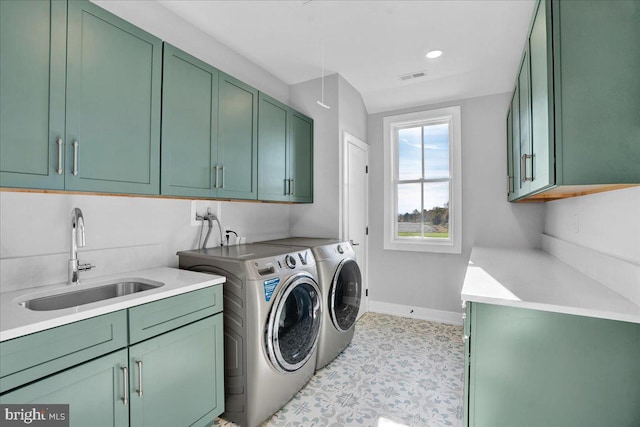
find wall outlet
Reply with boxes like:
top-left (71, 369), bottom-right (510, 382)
top-left (571, 213), bottom-right (580, 234)
top-left (190, 200), bottom-right (222, 226)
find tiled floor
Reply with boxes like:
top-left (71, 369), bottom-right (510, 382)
top-left (215, 312), bottom-right (465, 427)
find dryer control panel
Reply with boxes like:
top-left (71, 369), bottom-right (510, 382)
top-left (246, 248), bottom-right (316, 280)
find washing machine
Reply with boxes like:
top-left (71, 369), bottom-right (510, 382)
top-left (177, 244), bottom-right (322, 427)
top-left (256, 238), bottom-right (362, 370)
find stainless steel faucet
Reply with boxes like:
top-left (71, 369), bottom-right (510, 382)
top-left (69, 207), bottom-right (94, 285)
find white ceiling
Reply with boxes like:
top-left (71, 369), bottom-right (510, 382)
top-left (159, 0), bottom-right (536, 114)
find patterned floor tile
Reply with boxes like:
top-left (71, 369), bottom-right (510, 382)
top-left (215, 312), bottom-right (464, 427)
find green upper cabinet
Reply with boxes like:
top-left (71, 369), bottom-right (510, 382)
top-left (161, 43), bottom-right (219, 198)
top-left (516, 48), bottom-right (532, 198)
top-left (507, 0), bottom-right (639, 201)
top-left (258, 94), bottom-right (289, 202)
top-left (217, 73), bottom-right (258, 200)
top-left (508, 86), bottom-right (521, 202)
top-left (0, 0), bottom-right (67, 190)
top-left (528, 0), bottom-right (553, 195)
top-left (64, 0), bottom-right (161, 195)
top-left (258, 93), bottom-right (314, 203)
top-left (289, 110), bottom-right (313, 203)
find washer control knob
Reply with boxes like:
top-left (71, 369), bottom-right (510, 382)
top-left (298, 252), bottom-right (308, 265)
top-left (285, 254), bottom-right (297, 269)
top-left (337, 245), bottom-right (344, 254)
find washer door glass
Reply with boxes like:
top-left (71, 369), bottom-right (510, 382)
top-left (267, 273), bottom-right (322, 372)
top-left (330, 259), bottom-right (362, 332)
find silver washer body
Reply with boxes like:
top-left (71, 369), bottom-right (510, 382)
top-left (178, 244), bottom-right (320, 427)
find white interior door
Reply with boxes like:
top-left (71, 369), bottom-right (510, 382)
top-left (342, 132), bottom-right (369, 319)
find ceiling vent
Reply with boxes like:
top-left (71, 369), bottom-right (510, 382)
top-left (399, 70), bottom-right (428, 81)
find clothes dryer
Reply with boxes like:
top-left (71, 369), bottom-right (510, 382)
top-left (257, 238), bottom-right (362, 370)
top-left (178, 244), bottom-right (322, 427)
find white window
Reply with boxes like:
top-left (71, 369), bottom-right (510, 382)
top-left (383, 106), bottom-right (462, 253)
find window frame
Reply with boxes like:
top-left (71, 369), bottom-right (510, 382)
top-left (383, 106), bottom-right (462, 254)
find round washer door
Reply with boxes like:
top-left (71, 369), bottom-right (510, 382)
top-left (266, 272), bottom-right (322, 373)
top-left (330, 259), bottom-right (362, 332)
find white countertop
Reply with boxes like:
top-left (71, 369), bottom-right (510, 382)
top-left (0, 267), bottom-right (225, 342)
top-left (462, 247), bottom-right (640, 324)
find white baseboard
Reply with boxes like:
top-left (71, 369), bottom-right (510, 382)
top-left (368, 300), bottom-right (463, 326)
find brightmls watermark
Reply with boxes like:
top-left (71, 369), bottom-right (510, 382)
top-left (0, 405), bottom-right (69, 426)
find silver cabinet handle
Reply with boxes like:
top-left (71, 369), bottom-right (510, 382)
top-left (521, 153), bottom-right (533, 182)
top-left (72, 141), bottom-right (79, 176)
top-left (507, 175), bottom-right (513, 194)
top-left (284, 178), bottom-right (289, 195)
top-left (214, 165), bottom-right (219, 189)
top-left (121, 366), bottom-right (128, 406)
top-left (290, 178), bottom-right (295, 196)
top-left (56, 138), bottom-right (63, 174)
top-left (220, 166), bottom-right (225, 189)
top-left (136, 360), bottom-right (143, 397)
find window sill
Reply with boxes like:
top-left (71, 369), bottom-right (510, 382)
top-left (383, 239), bottom-right (462, 254)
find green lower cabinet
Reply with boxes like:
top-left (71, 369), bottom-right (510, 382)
top-left (0, 349), bottom-right (129, 427)
top-left (465, 302), bottom-right (640, 427)
top-left (129, 315), bottom-right (224, 427)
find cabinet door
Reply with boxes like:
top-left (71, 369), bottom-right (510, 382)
top-left (528, 0), bottom-right (554, 194)
top-left (289, 110), bottom-right (314, 203)
top-left (161, 43), bottom-right (219, 198)
top-left (469, 304), bottom-right (640, 427)
top-left (509, 87), bottom-right (522, 201)
top-left (258, 94), bottom-right (290, 202)
top-left (65, 0), bottom-right (161, 195)
top-left (0, 0), bottom-right (66, 190)
top-left (462, 303), bottom-right (472, 427)
top-left (517, 49), bottom-right (532, 196)
top-left (506, 109), bottom-right (515, 199)
top-left (0, 349), bottom-right (129, 427)
top-left (217, 73), bottom-right (258, 200)
top-left (129, 315), bottom-right (224, 427)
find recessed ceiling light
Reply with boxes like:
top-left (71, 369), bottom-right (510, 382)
top-left (426, 50), bottom-right (443, 59)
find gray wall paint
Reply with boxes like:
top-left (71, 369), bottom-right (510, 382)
top-left (368, 93), bottom-right (545, 313)
top-left (545, 187), bottom-right (640, 264)
top-left (289, 74), bottom-right (368, 238)
top-left (92, 0), bottom-right (289, 104)
top-left (290, 75), bottom-right (341, 238)
top-left (0, 192), bottom-right (290, 293)
top-left (338, 75), bottom-right (368, 143)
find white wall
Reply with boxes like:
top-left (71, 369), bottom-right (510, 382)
top-left (92, 0), bottom-right (289, 104)
top-left (545, 187), bottom-right (640, 264)
top-left (367, 93), bottom-right (545, 315)
top-left (0, 192), bottom-right (290, 292)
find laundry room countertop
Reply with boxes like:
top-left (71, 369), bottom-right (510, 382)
top-left (461, 247), bottom-right (640, 324)
top-left (0, 267), bottom-right (225, 342)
